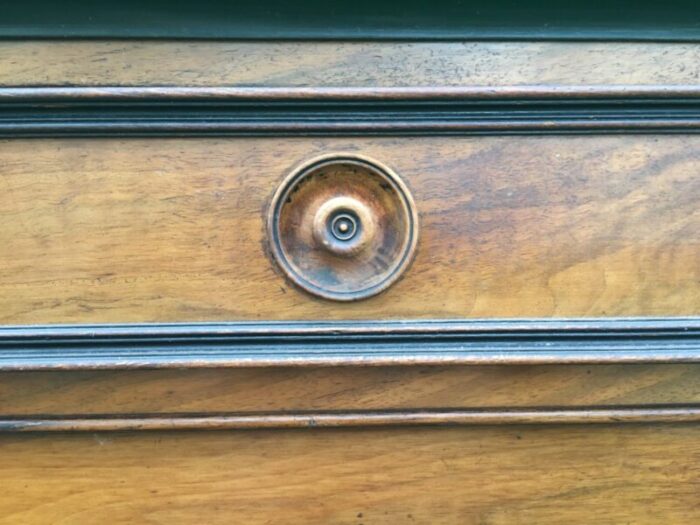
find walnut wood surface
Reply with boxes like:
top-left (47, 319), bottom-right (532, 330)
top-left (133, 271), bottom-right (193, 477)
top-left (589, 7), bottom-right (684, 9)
top-left (0, 136), bottom-right (698, 323)
top-left (2, 39), bottom-right (699, 523)
top-left (3, 41), bottom-right (700, 87)
top-left (1, 426), bottom-right (698, 523)
top-left (1, 365), bottom-right (699, 416)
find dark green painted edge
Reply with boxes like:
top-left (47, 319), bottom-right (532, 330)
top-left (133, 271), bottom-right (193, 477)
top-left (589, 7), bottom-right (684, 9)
top-left (2, 0), bottom-right (700, 41)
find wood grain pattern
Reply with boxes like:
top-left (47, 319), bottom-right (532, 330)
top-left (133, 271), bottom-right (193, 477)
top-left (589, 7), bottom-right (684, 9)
top-left (2, 365), bottom-right (699, 416)
top-left (1, 426), bottom-right (698, 523)
top-left (2, 38), bottom-right (699, 524)
top-left (0, 136), bottom-right (698, 323)
top-left (3, 41), bottom-right (700, 87)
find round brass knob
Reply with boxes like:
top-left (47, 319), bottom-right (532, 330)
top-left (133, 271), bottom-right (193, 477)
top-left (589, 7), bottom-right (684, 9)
top-left (268, 154), bottom-right (419, 301)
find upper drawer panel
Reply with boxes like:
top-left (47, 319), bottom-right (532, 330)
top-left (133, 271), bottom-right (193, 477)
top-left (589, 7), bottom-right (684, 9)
top-left (2, 41), bottom-right (699, 324)
top-left (1, 135), bottom-right (698, 323)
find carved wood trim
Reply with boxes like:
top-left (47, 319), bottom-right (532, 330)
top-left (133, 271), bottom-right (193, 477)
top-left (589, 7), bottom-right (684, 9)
top-left (3, 407), bottom-right (700, 432)
top-left (2, 318), bottom-right (700, 370)
top-left (3, 85), bottom-right (700, 136)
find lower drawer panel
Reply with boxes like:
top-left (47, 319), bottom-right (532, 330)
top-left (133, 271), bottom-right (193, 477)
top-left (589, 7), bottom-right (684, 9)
top-left (2, 426), bottom-right (698, 524)
top-left (1, 135), bottom-right (698, 323)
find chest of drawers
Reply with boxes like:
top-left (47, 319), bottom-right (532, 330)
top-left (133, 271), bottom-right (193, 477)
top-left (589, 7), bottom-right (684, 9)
top-left (1, 7), bottom-right (700, 522)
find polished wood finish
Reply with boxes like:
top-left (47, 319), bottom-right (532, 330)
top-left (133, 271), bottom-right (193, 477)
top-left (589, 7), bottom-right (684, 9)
top-left (3, 42), bottom-right (700, 87)
top-left (0, 136), bottom-right (698, 323)
top-left (1, 426), bottom-right (699, 523)
top-left (3, 38), bottom-right (700, 523)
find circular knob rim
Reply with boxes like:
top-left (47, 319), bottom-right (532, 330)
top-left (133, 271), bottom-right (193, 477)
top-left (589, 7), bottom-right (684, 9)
top-left (267, 153), bottom-right (419, 301)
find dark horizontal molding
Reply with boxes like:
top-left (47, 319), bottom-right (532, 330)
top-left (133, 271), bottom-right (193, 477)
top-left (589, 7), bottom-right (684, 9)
top-left (3, 407), bottom-right (700, 432)
top-left (4, 85), bottom-right (700, 136)
top-left (1, 318), bottom-right (699, 370)
top-left (4, 0), bottom-right (700, 42)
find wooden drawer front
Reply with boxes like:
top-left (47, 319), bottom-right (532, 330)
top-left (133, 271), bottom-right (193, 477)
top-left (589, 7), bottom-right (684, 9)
top-left (1, 135), bottom-right (698, 323)
top-left (2, 40), bottom-right (700, 323)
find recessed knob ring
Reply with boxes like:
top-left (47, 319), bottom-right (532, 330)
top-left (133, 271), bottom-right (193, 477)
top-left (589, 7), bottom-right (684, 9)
top-left (267, 153), bottom-right (418, 301)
